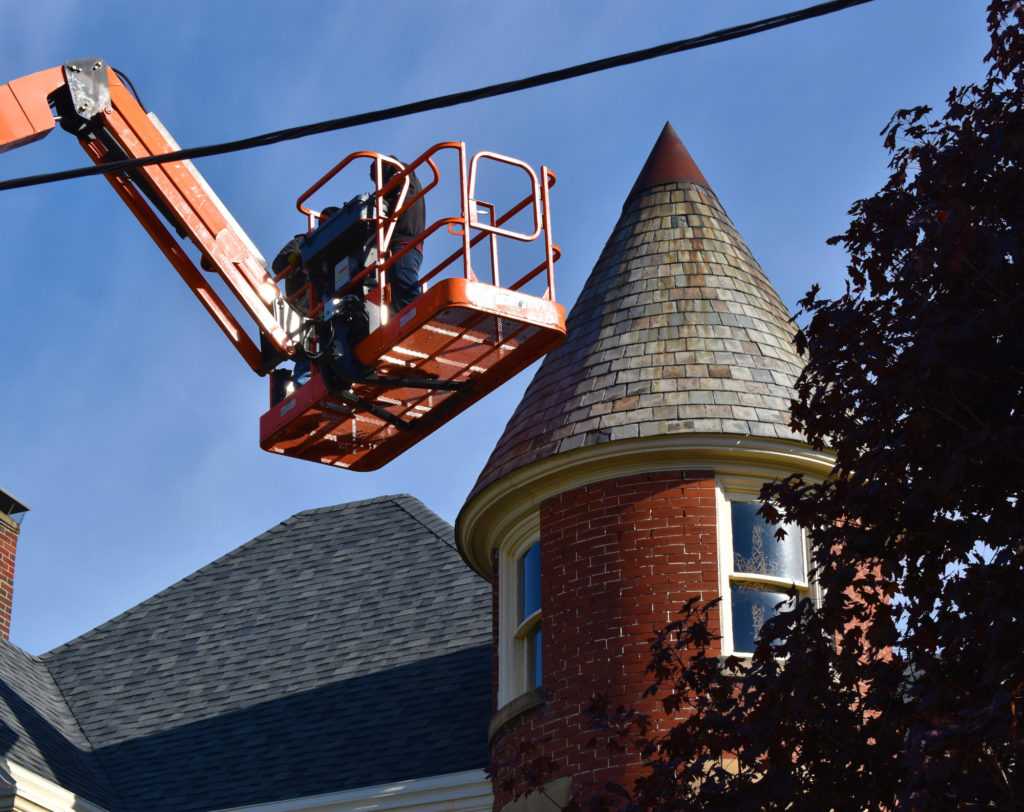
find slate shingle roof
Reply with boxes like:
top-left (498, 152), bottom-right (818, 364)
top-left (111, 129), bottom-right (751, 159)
top-left (470, 123), bottom-right (804, 497)
top-left (0, 495), bottom-right (491, 812)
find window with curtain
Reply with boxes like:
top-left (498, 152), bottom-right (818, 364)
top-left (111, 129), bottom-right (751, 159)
top-left (726, 500), bottom-right (809, 655)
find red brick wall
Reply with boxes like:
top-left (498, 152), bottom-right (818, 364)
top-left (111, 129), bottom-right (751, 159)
top-left (0, 518), bottom-right (19, 639)
top-left (491, 470), bottom-right (720, 809)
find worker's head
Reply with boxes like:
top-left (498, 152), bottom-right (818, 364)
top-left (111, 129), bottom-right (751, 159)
top-left (319, 206), bottom-right (340, 224)
top-left (371, 155), bottom-right (403, 185)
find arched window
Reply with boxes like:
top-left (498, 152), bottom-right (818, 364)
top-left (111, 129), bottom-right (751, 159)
top-left (498, 533), bottom-right (543, 707)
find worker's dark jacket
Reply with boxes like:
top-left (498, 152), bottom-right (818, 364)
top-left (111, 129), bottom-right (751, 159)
top-left (388, 169), bottom-right (425, 249)
top-left (272, 234), bottom-right (310, 311)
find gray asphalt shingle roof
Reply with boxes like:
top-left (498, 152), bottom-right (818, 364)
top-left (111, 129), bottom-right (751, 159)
top-left (0, 639), bottom-right (113, 805)
top-left (0, 495), bottom-right (491, 812)
top-left (470, 123), bottom-right (804, 497)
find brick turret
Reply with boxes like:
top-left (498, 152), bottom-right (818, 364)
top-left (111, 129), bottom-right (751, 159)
top-left (457, 123), bottom-right (833, 812)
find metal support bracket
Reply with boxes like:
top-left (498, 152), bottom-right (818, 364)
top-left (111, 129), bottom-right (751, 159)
top-left (360, 373), bottom-right (468, 392)
top-left (64, 58), bottom-right (110, 121)
top-left (333, 388), bottom-right (415, 432)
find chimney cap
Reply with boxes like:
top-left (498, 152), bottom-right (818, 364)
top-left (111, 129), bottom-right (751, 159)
top-left (0, 489), bottom-right (29, 525)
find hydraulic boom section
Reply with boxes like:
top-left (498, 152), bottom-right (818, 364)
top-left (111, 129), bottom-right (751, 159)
top-left (1, 59), bottom-right (568, 471)
top-left (0, 58), bottom-right (295, 373)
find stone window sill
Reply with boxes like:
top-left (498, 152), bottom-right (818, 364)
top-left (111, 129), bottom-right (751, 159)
top-left (488, 687), bottom-right (546, 743)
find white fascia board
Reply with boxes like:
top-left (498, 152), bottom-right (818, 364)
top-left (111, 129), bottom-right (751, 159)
top-left (212, 769), bottom-right (493, 812)
top-left (4, 761), bottom-right (108, 812)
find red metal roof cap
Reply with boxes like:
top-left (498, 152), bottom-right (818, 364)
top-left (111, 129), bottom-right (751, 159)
top-left (626, 121), bottom-right (709, 201)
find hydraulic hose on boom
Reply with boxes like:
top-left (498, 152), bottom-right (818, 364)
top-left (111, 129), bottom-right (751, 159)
top-left (0, 58), bottom-right (567, 470)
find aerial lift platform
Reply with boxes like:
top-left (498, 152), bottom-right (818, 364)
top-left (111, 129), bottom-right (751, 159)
top-left (0, 59), bottom-right (566, 470)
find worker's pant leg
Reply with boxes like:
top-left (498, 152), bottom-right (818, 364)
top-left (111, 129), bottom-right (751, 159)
top-left (390, 248), bottom-right (422, 312)
top-left (293, 358), bottom-right (311, 388)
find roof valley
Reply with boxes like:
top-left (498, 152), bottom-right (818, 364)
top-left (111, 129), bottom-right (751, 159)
top-left (38, 650), bottom-right (123, 810)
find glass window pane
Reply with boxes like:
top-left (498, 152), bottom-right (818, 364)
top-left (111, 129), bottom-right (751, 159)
top-left (518, 543), bottom-right (541, 622)
top-left (730, 583), bottom-right (795, 654)
top-left (526, 624), bottom-right (542, 689)
top-left (730, 502), bottom-right (804, 581)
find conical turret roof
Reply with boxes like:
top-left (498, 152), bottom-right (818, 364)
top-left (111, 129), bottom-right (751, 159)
top-left (469, 123), bottom-right (804, 498)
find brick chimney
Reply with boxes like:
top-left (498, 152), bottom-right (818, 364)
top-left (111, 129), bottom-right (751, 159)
top-left (0, 489), bottom-right (29, 639)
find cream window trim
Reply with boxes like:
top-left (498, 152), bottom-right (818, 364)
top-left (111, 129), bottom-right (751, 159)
top-left (2, 760), bottom-right (109, 812)
top-left (514, 608), bottom-right (541, 640)
top-left (212, 768), bottom-right (492, 812)
top-left (513, 607), bottom-right (542, 697)
top-left (715, 481), bottom-right (813, 659)
top-left (458, 434), bottom-right (836, 578)
top-left (497, 512), bottom-right (541, 709)
top-left (729, 571), bottom-right (809, 591)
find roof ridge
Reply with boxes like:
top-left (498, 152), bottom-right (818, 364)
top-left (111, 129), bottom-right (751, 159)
top-left (384, 497), bottom-right (480, 570)
top-left (0, 635), bottom-right (45, 662)
top-left (41, 494), bottom-right (416, 659)
top-left (390, 495), bottom-right (454, 532)
top-left (293, 492), bottom-right (411, 517)
top-left (41, 521), bottom-right (289, 659)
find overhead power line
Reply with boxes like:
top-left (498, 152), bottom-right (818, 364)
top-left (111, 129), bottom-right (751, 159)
top-left (0, 0), bottom-right (874, 193)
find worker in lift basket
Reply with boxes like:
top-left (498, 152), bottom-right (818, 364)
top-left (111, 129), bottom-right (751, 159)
top-left (268, 157), bottom-right (425, 392)
top-left (376, 157), bottom-right (425, 313)
top-left (270, 208), bottom-right (340, 390)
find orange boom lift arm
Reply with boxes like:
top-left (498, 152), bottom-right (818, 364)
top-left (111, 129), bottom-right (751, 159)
top-left (1, 59), bottom-right (293, 372)
top-left (0, 59), bottom-right (567, 470)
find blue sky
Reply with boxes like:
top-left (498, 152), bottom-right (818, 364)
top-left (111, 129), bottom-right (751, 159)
top-left (1, 0), bottom-right (988, 653)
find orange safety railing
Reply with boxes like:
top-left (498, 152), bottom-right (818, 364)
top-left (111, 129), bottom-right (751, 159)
top-left (256, 138), bottom-right (565, 462)
top-left (260, 140), bottom-right (566, 470)
top-left (282, 142), bottom-right (559, 331)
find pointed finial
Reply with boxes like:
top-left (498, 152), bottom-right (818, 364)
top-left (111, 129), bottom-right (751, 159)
top-left (626, 122), bottom-right (709, 202)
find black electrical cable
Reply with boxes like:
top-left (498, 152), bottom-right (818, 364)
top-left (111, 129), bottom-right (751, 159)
top-left (112, 67), bottom-right (146, 111)
top-left (0, 0), bottom-right (874, 193)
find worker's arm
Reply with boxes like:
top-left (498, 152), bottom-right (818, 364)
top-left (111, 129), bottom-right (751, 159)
top-left (272, 235), bottom-right (305, 277)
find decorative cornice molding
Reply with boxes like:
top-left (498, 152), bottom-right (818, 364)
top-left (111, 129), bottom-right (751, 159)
top-left (457, 434), bottom-right (834, 576)
top-left (212, 769), bottom-right (492, 812)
